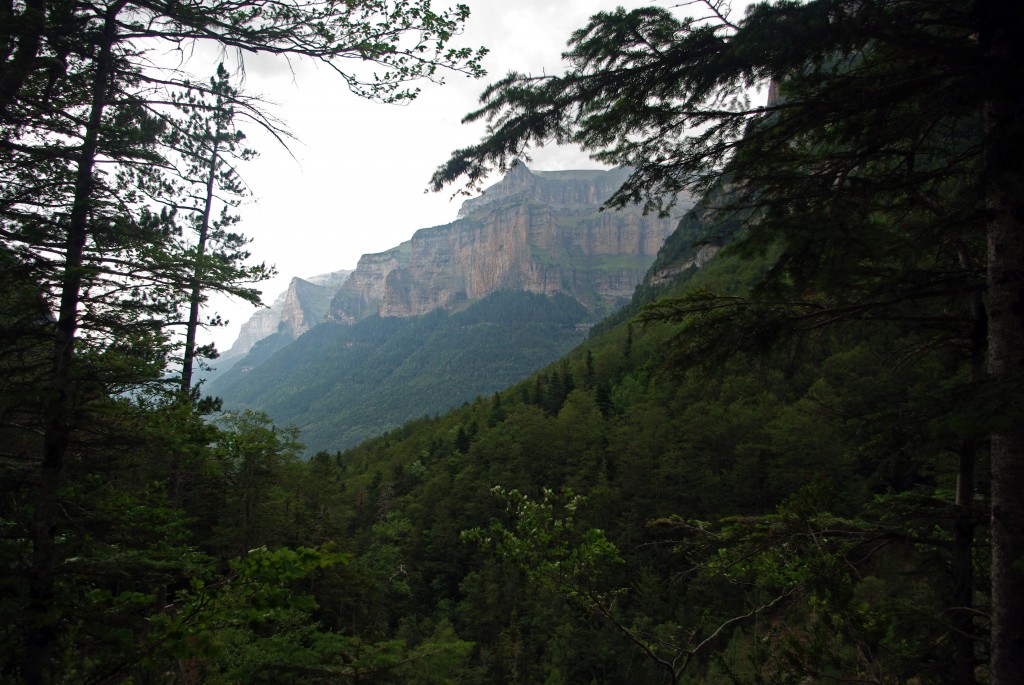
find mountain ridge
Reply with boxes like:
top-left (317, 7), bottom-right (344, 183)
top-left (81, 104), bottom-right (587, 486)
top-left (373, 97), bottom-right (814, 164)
top-left (219, 269), bottom-right (352, 365)
top-left (326, 164), bottom-right (686, 323)
top-left (220, 164), bottom-right (688, 355)
top-left (209, 164), bottom-right (688, 452)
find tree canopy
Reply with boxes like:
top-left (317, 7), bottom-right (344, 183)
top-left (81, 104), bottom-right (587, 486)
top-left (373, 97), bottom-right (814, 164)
top-left (1, 1), bottom-right (486, 681)
top-left (433, 0), bottom-right (1024, 682)
top-left (5, 0), bottom-right (1024, 681)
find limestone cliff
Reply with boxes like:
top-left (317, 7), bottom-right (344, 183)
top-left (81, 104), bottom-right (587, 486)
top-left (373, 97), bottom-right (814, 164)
top-left (328, 165), bottom-right (688, 323)
top-left (456, 164), bottom-right (632, 217)
top-left (639, 181), bottom-right (744, 297)
top-left (221, 269), bottom-right (351, 360)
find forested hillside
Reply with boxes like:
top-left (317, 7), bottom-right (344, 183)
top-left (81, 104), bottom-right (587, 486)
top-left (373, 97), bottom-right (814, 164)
top-left (2, 0), bottom-right (1019, 682)
top-left (3, 217), bottom-right (977, 681)
top-left (208, 291), bottom-right (592, 452)
top-left (265, 232), bottom-right (979, 684)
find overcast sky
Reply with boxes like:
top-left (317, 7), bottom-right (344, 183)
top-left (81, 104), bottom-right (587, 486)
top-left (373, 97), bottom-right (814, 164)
top-left (192, 0), bottom-right (747, 350)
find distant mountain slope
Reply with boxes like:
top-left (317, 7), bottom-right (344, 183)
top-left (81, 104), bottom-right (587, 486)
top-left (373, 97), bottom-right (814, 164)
top-left (216, 270), bottom-right (351, 370)
top-left (210, 165), bottom-right (688, 452)
top-left (207, 291), bottom-right (591, 452)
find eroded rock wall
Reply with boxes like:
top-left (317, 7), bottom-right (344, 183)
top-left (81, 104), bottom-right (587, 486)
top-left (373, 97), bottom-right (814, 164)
top-left (328, 165), bottom-right (687, 322)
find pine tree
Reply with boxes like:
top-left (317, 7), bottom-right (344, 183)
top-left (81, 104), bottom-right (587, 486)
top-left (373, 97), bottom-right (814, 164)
top-left (169, 64), bottom-right (272, 401)
top-left (432, 1), bottom-right (1024, 680)
top-left (2, 1), bottom-right (487, 680)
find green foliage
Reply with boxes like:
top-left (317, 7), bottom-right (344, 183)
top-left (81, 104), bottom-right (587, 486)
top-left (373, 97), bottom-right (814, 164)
top-left (3, 0), bottom-right (1012, 680)
top-left (210, 291), bottom-right (592, 452)
top-left (464, 487), bottom-right (624, 602)
top-left (206, 410), bottom-right (305, 556)
top-left (1, 0), bottom-right (487, 680)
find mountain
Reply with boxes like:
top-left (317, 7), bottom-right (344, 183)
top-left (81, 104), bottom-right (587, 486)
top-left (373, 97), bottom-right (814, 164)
top-left (327, 164), bottom-right (687, 323)
top-left (208, 291), bottom-right (591, 452)
top-left (215, 270), bottom-right (351, 370)
top-left (209, 165), bottom-right (685, 451)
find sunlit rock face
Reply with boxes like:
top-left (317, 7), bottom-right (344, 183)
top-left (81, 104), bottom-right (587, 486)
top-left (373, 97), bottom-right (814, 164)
top-left (327, 248), bottom-right (408, 325)
top-left (327, 164), bottom-right (689, 322)
top-left (223, 165), bottom-right (688, 357)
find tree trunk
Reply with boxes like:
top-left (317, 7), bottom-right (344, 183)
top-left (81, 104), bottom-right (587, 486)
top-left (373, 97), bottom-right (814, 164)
top-left (171, 106), bottom-right (221, 507)
top-left (986, 182), bottom-right (1024, 685)
top-left (950, 241), bottom-right (986, 685)
top-left (179, 123), bottom-right (221, 398)
top-left (983, 1), bottom-right (1024, 677)
top-left (23, 4), bottom-right (124, 681)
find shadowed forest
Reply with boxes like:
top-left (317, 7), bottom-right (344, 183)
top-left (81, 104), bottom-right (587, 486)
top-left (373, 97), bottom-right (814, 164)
top-left (2, 0), bottom-right (1022, 683)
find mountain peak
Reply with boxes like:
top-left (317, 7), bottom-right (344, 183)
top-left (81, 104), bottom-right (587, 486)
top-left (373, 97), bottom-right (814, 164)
top-left (220, 166), bottom-right (691, 359)
top-left (328, 166), bottom-right (689, 323)
top-left (220, 269), bottom-right (351, 361)
top-left (456, 164), bottom-right (633, 219)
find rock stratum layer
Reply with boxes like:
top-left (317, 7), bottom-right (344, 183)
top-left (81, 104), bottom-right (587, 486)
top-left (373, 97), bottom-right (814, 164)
top-left (327, 165), bottom-right (687, 323)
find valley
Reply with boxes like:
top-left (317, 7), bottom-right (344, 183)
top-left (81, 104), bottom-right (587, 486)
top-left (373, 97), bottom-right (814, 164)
top-left (208, 165), bottom-right (686, 451)
top-left (0, 0), bottom-right (1012, 682)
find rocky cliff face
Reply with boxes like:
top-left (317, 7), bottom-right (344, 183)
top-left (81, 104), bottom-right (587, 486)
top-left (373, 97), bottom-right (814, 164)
top-left (456, 164), bottom-right (634, 217)
top-left (327, 246), bottom-right (409, 325)
top-left (646, 244), bottom-right (720, 288)
top-left (639, 181), bottom-right (742, 295)
top-left (221, 270), bottom-right (351, 360)
top-left (328, 165), bottom-right (688, 323)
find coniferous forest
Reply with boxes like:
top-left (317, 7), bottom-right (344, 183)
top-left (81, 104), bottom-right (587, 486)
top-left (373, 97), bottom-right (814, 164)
top-left (2, 1), bottom-right (1023, 684)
